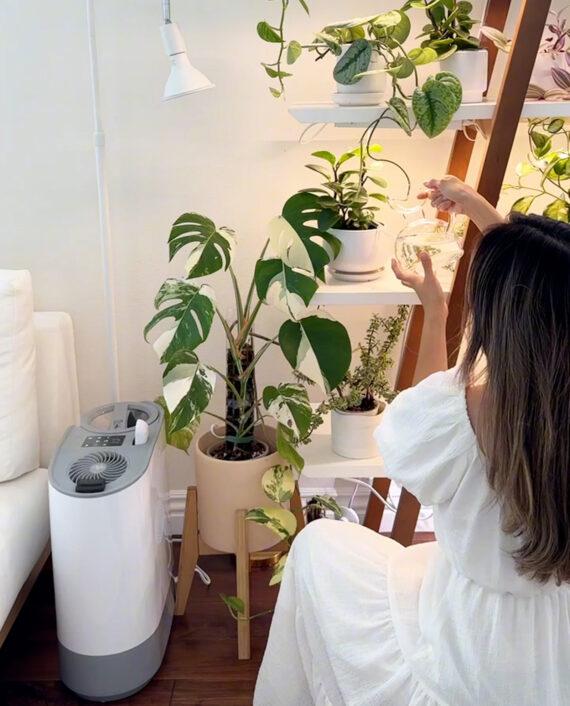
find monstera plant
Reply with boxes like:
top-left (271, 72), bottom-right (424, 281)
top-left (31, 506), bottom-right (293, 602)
top-left (144, 193), bottom-right (351, 586)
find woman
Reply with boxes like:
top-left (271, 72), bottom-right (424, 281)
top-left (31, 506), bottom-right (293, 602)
top-left (254, 176), bottom-right (570, 705)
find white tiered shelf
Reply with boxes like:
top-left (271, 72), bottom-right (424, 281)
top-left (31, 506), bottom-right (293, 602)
top-left (314, 268), bottom-right (453, 306)
top-left (289, 99), bottom-right (570, 128)
top-left (302, 411), bottom-right (384, 480)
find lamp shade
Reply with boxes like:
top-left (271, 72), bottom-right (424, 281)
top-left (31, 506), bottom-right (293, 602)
top-left (161, 22), bottom-right (214, 100)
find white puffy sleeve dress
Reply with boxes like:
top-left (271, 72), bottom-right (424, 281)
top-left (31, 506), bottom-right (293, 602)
top-left (254, 368), bottom-right (570, 706)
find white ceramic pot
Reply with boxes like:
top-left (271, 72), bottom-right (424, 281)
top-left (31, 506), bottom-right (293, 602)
top-left (441, 49), bottom-right (488, 103)
top-left (333, 45), bottom-right (386, 106)
top-left (328, 227), bottom-right (384, 281)
top-left (530, 52), bottom-right (568, 91)
top-left (331, 406), bottom-right (384, 459)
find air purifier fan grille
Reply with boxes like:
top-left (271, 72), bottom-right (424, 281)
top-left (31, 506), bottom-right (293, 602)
top-left (68, 451), bottom-right (128, 483)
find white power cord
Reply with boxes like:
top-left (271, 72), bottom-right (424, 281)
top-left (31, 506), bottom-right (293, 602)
top-left (166, 536), bottom-right (212, 586)
top-left (347, 477), bottom-right (399, 514)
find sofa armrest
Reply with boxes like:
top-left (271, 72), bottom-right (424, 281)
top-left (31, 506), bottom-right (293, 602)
top-left (33, 312), bottom-right (80, 468)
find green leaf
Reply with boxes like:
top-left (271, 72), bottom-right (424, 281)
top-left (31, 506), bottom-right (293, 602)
top-left (246, 507), bottom-right (297, 540)
top-left (168, 213), bottom-right (235, 278)
top-left (367, 175), bottom-right (388, 188)
top-left (311, 150), bottom-right (337, 166)
top-left (269, 554), bottom-right (288, 586)
top-left (155, 395), bottom-right (198, 452)
top-left (408, 0), bottom-right (444, 7)
top-left (408, 46), bottom-right (439, 65)
top-left (262, 63), bottom-right (292, 79)
top-left (515, 161), bottom-right (536, 177)
top-left (257, 21), bottom-right (282, 43)
top-left (530, 130), bottom-right (552, 158)
top-left (279, 313), bottom-right (351, 391)
top-left (511, 195), bottom-right (536, 214)
top-left (313, 494), bottom-right (343, 519)
top-left (387, 56), bottom-right (415, 79)
top-left (317, 208), bottom-right (341, 231)
top-left (269, 87), bottom-right (282, 98)
top-left (333, 39), bottom-right (372, 85)
top-left (543, 198), bottom-right (569, 222)
top-left (388, 96), bottom-right (412, 136)
top-left (145, 280), bottom-right (215, 362)
top-left (547, 118), bottom-right (565, 134)
top-left (220, 593), bottom-right (245, 617)
top-left (255, 259), bottom-right (317, 318)
top-left (297, 0), bottom-right (310, 14)
top-left (287, 40), bottom-right (303, 64)
top-left (261, 464), bottom-right (296, 504)
top-left (276, 423), bottom-right (305, 471)
top-left (263, 383), bottom-right (313, 439)
top-left (383, 10), bottom-right (411, 48)
top-left (412, 72), bottom-right (462, 138)
top-left (161, 351), bottom-right (215, 434)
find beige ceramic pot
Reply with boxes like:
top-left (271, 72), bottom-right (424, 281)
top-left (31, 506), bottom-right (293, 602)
top-left (195, 426), bottom-right (283, 554)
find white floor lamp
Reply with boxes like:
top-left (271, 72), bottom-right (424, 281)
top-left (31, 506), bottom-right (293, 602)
top-left (85, 0), bottom-right (214, 403)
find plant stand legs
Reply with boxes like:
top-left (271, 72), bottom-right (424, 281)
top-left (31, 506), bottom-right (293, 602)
top-left (235, 509), bottom-right (251, 660)
top-left (175, 487), bottom-right (199, 616)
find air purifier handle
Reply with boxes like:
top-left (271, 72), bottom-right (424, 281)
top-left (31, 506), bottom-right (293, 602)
top-left (134, 419), bottom-right (150, 445)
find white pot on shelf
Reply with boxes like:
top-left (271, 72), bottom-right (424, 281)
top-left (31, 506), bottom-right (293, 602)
top-left (333, 45), bottom-right (386, 106)
top-left (530, 52), bottom-right (568, 91)
top-left (440, 49), bottom-right (488, 103)
top-left (328, 226), bottom-right (385, 282)
top-left (331, 404), bottom-right (384, 459)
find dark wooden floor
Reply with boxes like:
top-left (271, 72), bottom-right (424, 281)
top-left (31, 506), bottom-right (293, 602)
top-left (0, 532), bottom-right (434, 706)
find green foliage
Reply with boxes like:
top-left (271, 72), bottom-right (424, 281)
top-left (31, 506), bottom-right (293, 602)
top-left (412, 71), bottom-right (462, 138)
top-left (405, 0), bottom-right (480, 57)
top-left (300, 146), bottom-right (389, 231)
top-left (319, 307), bottom-right (409, 415)
top-left (503, 119), bottom-right (570, 223)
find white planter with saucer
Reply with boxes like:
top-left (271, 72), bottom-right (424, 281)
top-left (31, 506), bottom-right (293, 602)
top-left (331, 403), bottom-right (385, 459)
top-left (333, 45), bottom-right (386, 107)
top-left (441, 48), bottom-right (488, 102)
top-left (328, 226), bottom-right (384, 282)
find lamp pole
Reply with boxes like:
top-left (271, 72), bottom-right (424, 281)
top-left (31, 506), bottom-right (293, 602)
top-left (86, 0), bottom-right (121, 403)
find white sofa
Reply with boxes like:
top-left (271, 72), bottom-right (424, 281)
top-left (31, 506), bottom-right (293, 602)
top-left (0, 276), bottom-right (79, 646)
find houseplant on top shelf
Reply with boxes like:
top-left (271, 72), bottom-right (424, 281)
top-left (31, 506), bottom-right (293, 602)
top-left (405, 0), bottom-right (487, 102)
top-left (317, 307), bottom-right (409, 460)
top-left (144, 205), bottom-right (351, 558)
top-left (503, 117), bottom-right (570, 222)
top-left (300, 144), bottom-right (401, 281)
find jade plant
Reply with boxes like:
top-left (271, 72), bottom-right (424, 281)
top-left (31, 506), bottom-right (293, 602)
top-left (405, 0), bottom-right (481, 58)
top-left (503, 118), bottom-right (570, 222)
top-left (144, 200), bottom-right (351, 583)
top-left (318, 307), bottom-right (409, 415)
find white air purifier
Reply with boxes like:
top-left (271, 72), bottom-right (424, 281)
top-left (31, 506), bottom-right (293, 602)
top-left (48, 401), bottom-right (173, 702)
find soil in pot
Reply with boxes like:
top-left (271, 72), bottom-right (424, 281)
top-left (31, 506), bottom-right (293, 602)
top-left (208, 439), bottom-right (268, 461)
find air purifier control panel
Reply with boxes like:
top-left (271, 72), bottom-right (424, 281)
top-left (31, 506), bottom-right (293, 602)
top-left (82, 435), bottom-right (125, 448)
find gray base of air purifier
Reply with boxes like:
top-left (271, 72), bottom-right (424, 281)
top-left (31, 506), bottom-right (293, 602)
top-left (59, 589), bottom-right (174, 702)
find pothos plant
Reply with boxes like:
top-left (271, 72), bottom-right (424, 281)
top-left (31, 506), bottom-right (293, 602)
top-left (257, 3), bottom-right (464, 139)
top-left (405, 0), bottom-right (481, 58)
top-left (504, 118), bottom-right (570, 222)
top-left (318, 307), bottom-right (409, 415)
top-left (144, 196), bottom-right (352, 587)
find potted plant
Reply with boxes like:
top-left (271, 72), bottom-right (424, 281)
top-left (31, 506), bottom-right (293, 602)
top-left (300, 144), bottom-right (396, 280)
top-left (406, 0), bottom-right (487, 103)
top-left (503, 117), bottom-right (570, 222)
top-left (144, 206), bottom-right (351, 556)
top-left (318, 307), bottom-right (409, 459)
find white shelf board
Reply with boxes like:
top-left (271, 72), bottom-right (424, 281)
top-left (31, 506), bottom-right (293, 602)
top-left (313, 268), bottom-right (453, 306)
top-left (289, 99), bottom-right (570, 128)
top-left (302, 412), bottom-right (384, 480)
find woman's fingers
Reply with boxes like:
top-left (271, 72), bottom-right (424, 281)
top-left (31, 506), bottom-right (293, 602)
top-left (419, 251), bottom-right (435, 279)
top-left (392, 258), bottom-right (420, 288)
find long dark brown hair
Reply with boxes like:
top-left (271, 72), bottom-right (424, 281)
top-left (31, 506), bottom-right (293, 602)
top-left (460, 214), bottom-right (570, 584)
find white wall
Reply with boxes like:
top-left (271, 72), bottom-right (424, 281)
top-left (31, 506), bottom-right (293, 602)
top-left (2, 0), bottom-right (560, 490)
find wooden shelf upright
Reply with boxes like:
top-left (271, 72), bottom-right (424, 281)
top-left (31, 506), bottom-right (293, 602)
top-left (363, 0), bottom-right (553, 544)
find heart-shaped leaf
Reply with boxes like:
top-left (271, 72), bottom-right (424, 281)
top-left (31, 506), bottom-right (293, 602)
top-left (287, 40), bottom-right (303, 64)
top-left (246, 507), bottom-right (297, 540)
top-left (412, 73), bottom-right (462, 138)
top-left (279, 313), bottom-right (351, 391)
top-left (543, 198), bottom-right (569, 222)
top-left (155, 395), bottom-right (198, 453)
top-left (261, 464), bottom-right (296, 504)
top-left (333, 39), bottom-right (372, 85)
top-left (255, 259), bottom-right (317, 319)
top-left (257, 21), bottom-right (282, 43)
top-left (409, 47), bottom-right (439, 65)
top-left (161, 351), bottom-right (215, 433)
top-left (144, 280), bottom-right (215, 362)
top-left (511, 195), bottom-right (536, 214)
top-left (388, 97), bottom-right (412, 135)
top-left (263, 383), bottom-right (313, 439)
top-left (168, 213), bottom-right (235, 278)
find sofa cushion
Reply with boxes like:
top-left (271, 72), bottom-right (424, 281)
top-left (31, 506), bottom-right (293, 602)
top-left (0, 467), bottom-right (49, 627)
top-left (0, 270), bottom-right (39, 481)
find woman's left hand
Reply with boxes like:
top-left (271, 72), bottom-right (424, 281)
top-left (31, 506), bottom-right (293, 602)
top-left (392, 252), bottom-right (448, 320)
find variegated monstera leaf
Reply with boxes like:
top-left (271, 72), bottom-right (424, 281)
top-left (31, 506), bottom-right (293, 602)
top-left (263, 384), bottom-right (313, 470)
top-left (161, 351), bottom-right (215, 435)
top-left (168, 212), bottom-right (235, 278)
top-left (279, 311), bottom-right (352, 393)
top-left (254, 258), bottom-right (317, 320)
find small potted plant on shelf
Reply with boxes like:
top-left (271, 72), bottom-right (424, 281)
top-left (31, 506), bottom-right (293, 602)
top-left (317, 307), bottom-right (409, 460)
top-left (144, 207), bottom-right (351, 557)
top-left (406, 0), bottom-right (487, 103)
top-left (503, 117), bottom-right (570, 221)
top-left (300, 144), bottom-right (397, 281)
